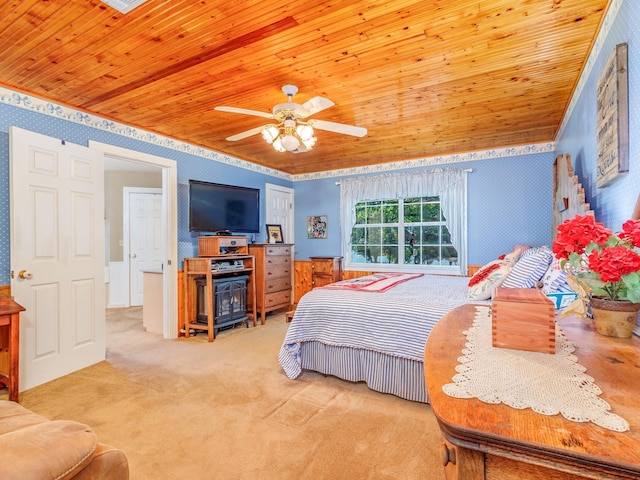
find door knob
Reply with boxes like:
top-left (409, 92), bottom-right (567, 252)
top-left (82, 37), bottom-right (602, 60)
top-left (18, 270), bottom-right (32, 280)
top-left (131, 253), bottom-right (137, 258)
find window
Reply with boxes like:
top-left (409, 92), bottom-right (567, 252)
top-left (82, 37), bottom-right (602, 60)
top-left (350, 196), bottom-right (458, 271)
top-left (339, 169), bottom-right (469, 276)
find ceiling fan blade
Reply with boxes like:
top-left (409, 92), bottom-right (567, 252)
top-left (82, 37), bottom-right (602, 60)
top-left (215, 106), bottom-right (274, 119)
top-left (226, 125), bottom-right (270, 141)
top-left (295, 96), bottom-right (335, 118)
top-left (310, 119), bottom-right (367, 137)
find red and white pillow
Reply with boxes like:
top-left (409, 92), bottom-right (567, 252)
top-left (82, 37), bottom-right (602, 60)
top-left (468, 260), bottom-right (512, 300)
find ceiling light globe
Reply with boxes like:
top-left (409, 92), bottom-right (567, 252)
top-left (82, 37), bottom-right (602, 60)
top-left (302, 136), bottom-right (317, 149)
top-left (272, 137), bottom-right (286, 152)
top-left (297, 124), bottom-right (314, 141)
top-left (262, 126), bottom-right (278, 144)
top-left (281, 134), bottom-right (300, 151)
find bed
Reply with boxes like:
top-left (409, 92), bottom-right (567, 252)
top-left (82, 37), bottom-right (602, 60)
top-left (278, 273), bottom-right (490, 403)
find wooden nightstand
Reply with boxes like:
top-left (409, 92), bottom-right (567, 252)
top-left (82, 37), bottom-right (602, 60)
top-left (310, 256), bottom-right (342, 288)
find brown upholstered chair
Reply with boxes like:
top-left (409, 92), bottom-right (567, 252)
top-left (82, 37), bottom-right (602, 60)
top-left (0, 400), bottom-right (129, 480)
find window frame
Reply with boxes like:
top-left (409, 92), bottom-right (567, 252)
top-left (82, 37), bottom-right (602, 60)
top-left (348, 196), bottom-right (460, 274)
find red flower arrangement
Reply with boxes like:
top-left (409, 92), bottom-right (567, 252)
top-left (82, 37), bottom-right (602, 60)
top-left (552, 215), bottom-right (640, 303)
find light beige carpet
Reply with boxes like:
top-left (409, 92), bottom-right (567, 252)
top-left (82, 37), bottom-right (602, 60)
top-left (17, 307), bottom-right (445, 479)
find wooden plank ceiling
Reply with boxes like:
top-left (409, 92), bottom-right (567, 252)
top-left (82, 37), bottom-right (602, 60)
top-left (0, 0), bottom-right (610, 175)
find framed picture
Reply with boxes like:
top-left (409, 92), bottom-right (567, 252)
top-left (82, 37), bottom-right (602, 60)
top-left (266, 224), bottom-right (284, 243)
top-left (307, 215), bottom-right (328, 239)
top-left (596, 43), bottom-right (629, 188)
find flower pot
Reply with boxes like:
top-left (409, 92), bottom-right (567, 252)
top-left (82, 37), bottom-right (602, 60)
top-left (589, 297), bottom-right (640, 338)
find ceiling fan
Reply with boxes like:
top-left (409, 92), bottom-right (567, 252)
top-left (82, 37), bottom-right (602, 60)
top-left (214, 85), bottom-right (367, 153)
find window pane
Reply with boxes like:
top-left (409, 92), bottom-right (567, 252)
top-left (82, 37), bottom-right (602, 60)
top-left (404, 203), bottom-right (420, 223)
top-left (352, 245), bottom-right (366, 263)
top-left (382, 203), bottom-right (399, 223)
top-left (405, 227), bottom-right (419, 246)
top-left (442, 225), bottom-right (452, 244)
top-left (366, 205), bottom-right (382, 224)
top-left (381, 246), bottom-right (398, 264)
top-left (355, 204), bottom-right (366, 224)
top-left (421, 246), bottom-right (439, 264)
top-left (366, 226), bottom-right (381, 244)
top-left (421, 226), bottom-right (439, 244)
top-left (422, 202), bottom-right (440, 222)
top-left (442, 246), bottom-right (459, 265)
top-left (404, 246), bottom-right (420, 264)
top-left (382, 227), bottom-right (398, 244)
top-left (351, 227), bottom-right (365, 245)
top-left (366, 246), bottom-right (381, 263)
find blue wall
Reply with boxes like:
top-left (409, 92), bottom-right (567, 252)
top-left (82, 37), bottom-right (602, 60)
top-left (293, 154), bottom-right (555, 264)
top-left (556, 0), bottom-right (640, 229)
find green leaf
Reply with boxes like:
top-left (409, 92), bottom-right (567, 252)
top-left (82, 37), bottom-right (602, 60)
top-left (622, 273), bottom-right (640, 303)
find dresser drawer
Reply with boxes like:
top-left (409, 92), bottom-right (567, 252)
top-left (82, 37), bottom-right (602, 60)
top-left (265, 255), bottom-right (291, 267)
top-left (266, 277), bottom-right (291, 293)
top-left (265, 290), bottom-right (291, 308)
top-left (266, 264), bottom-right (291, 280)
top-left (265, 245), bottom-right (292, 256)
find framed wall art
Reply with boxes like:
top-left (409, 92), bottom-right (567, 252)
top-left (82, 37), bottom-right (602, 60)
top-left (307, 215), bottom-right (328, 239)
top-left (596, 43), bottom-right (629, 188)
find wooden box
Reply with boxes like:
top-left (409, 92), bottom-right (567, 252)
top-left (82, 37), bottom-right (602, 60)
top-left (198, 235), bottom-right (248, 256)
top-left (491, 288), bottom-right (556, 354)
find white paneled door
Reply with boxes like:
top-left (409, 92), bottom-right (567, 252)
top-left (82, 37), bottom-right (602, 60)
top-left (10, 127), bottom-right (105, 391)
top-left (265, 183), bottom-right (294, 244)
top-left (126, 189), bottom-right (162, 306)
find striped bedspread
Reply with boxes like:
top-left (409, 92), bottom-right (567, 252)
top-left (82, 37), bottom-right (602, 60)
top-left (279, 274), bottom-right (487, 381)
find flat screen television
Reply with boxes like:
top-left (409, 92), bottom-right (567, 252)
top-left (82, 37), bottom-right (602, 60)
top-left (189, 180), bottom-right (260, 234)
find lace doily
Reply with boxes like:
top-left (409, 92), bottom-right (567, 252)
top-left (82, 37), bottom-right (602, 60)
top-left (442, 306), bottom-right (629, 432)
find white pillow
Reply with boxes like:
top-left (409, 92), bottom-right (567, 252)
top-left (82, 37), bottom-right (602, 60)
top-left (468, 261), bottom-right (512, 300)
top-left (502, 246), bottom-right (553, 288)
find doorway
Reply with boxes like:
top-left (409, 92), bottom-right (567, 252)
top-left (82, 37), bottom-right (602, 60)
top-left (89, 141), bottom-right (178, 339)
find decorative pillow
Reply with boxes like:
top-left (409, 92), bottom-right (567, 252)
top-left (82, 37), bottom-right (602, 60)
top-left (468, 260), bottom-right (512, 300)
top-left (502, 245), bottom-right (530, 265)
top-left (502, 246), bottom-right (553, 288)
top-left (541, 257), bottom-right (573, 294)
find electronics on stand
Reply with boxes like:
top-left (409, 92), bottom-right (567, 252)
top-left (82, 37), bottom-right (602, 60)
top-left (211, 259), bottom-right (245, 272)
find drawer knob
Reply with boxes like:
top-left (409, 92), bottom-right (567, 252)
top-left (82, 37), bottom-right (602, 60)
top-left (440, 443), bottom-right (456, 466)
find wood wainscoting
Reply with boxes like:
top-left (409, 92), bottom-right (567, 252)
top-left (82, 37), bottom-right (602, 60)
top-left (0, 286), bottom-right (10, 298)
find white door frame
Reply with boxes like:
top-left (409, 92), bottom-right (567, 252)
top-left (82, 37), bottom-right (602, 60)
top-left (265, 183), bottom-right (294, 244)
top-left (89, 141), bottom-right (178, 339)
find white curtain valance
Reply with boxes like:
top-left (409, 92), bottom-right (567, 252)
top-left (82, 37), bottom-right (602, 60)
top-left (339, 168), bottom-right (469, 275)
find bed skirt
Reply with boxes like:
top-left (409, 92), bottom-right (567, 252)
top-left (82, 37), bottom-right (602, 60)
top-left (297, 341), bottom-right (429, 403)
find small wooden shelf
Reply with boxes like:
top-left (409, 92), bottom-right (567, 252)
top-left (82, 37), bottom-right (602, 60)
top-left (183, 255), bottom-right (257, 342)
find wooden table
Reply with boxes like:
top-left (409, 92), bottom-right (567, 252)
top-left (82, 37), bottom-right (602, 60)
top-left (424, 303), bottom-right (640, 480)
top-left (0, 295), bottom-right (24, 402)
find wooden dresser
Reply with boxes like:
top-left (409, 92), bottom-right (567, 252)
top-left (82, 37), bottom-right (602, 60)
top-left (310, 256), bottom-right (343, 288)
top-left (424, 303), bottom-right (640, 480)
top-left (248, 244), bottom-right (293, 324)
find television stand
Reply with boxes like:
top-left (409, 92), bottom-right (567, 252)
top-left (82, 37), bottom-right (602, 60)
top-left (183, 255), bottom-right (257, 342)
